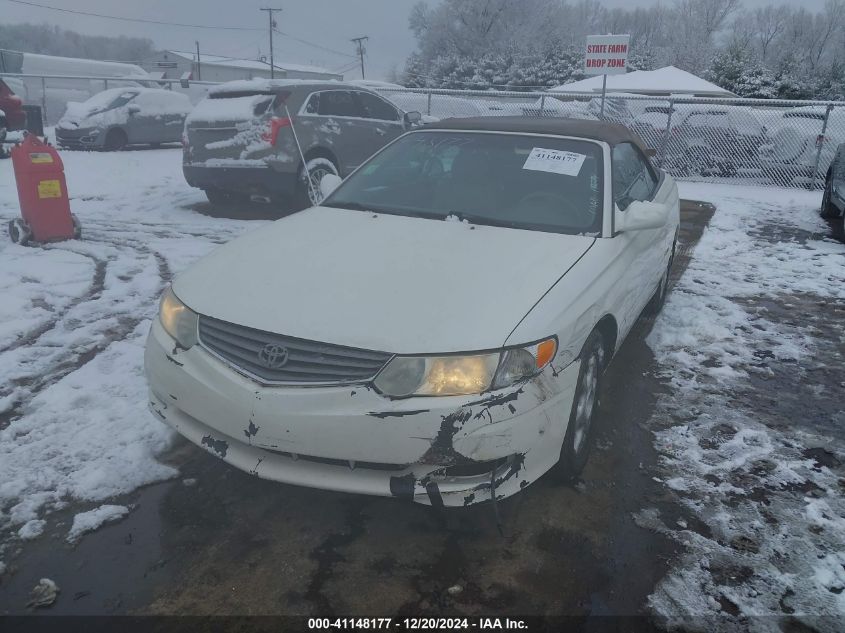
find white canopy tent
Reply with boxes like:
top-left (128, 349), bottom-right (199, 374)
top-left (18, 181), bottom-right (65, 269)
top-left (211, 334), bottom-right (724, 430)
top-left (550, 66), bottom-right (735, 98)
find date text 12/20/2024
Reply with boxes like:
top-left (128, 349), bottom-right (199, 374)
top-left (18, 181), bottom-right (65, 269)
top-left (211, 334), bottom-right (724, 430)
top-left (308, 618), bottom-right (528, 630)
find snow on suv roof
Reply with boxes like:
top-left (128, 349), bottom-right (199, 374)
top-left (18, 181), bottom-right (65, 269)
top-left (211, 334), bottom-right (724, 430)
top-left (423, 116), bottom-right (648, 149)
top-left (208, 78), bottom-right (354, 96)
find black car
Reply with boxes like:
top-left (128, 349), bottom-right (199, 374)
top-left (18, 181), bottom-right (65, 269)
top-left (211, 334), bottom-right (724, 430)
top-left (821, 143), bottom-right (845, 239)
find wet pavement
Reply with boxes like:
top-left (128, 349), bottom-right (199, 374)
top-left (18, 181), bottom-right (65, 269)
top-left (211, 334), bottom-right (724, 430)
top-left (0, 201), bottom-right (715, 618)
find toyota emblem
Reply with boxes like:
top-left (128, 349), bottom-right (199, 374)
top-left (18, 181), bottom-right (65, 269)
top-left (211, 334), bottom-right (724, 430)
top-left (258, 343), bottom-right (289, 369)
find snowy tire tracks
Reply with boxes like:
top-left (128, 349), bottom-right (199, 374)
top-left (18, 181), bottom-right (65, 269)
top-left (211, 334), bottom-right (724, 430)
top-left (0, 149), bottom-right (260, 544)
top-left (0, 219), bottom-right (175, 431)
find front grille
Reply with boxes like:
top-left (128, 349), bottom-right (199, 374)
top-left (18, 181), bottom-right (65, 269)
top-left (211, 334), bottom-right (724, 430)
top-left (198, 315), bottom-right (392, 385)
top-left (261, 447), bottom-right (407, 471)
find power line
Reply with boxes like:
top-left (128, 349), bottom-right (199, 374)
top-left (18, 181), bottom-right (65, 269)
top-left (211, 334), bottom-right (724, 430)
top-left (331, 61), bottom-right (362, 75)
top-left (273, 28), bottom-right (355, 59)
top-left (6, 0), bottom-right (262, 31)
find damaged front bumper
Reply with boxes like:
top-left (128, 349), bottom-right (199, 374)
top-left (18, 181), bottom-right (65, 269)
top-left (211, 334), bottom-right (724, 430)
top-left (144, 319), bottom-right (580, 507)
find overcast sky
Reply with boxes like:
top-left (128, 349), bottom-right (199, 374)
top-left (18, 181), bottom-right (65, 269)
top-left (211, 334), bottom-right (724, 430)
top-left (1, 0), bottom-right (833, 80)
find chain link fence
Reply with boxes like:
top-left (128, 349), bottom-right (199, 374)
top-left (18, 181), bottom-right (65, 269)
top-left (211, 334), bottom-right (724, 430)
top-left (3, 73), bottom-right (843, 189)
top-left (0, 73), bottom-right (217, 127)
top-left (375, 86), bottom-right (845, 189)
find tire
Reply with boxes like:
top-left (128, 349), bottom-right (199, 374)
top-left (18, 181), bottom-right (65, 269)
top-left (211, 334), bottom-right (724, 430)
top-left (645, 240), bottom-right (676, 317)
top-left (557, 330), bottom-right (606, 482)
top-left (0, 118), bottom-right (7, 143)
top-left (8, 218), bottom-right (32, 245)
top-left (821, 173), bottom-right (839, 218)
top-left (832, 213), bottom-right (845, 242)
top-left (296, 156), bottom-right (339, 208)
top-left (204, 188), bottom-right (234, 205)
top-left (104, 128), bottom-right (128, 151)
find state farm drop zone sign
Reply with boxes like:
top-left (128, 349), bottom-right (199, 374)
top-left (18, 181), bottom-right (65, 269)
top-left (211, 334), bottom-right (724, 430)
top-left (584, 34), bottom-right (630, 75)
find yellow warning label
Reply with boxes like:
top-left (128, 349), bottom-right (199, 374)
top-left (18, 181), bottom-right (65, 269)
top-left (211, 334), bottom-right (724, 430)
top-left (37, 179), bottom-right (62, 199)
top-left (30, 152), bottom-right (54, 164)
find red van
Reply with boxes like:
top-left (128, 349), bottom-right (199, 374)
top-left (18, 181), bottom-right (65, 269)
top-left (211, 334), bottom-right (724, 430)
top-left (0, 79), bottom-right (29, 141)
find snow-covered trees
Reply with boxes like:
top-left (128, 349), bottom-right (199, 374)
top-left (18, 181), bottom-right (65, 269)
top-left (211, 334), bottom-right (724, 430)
top-left (403, 0), bottom-right (845, 100)
top-left (0, 23), bottom-right (154, 62)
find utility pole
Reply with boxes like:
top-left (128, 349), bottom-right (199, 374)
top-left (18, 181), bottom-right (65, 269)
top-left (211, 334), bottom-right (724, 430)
top-left (195, 40), bottom-right (201, 81)
top-left (350, 36), bottom-right (368, 79)
top-left (260, 7), bottom-right (283, 79)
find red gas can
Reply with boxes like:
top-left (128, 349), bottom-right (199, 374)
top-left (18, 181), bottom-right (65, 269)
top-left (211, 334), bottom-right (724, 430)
top-left (8, 134), bottom-right (80, 245)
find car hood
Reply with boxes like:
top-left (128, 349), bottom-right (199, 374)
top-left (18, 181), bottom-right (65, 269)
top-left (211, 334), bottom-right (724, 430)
top-left (173, 207), bottom-right (595, 354)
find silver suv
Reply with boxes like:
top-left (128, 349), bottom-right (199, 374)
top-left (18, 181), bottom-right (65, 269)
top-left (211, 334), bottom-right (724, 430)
top-left (183, 80), bottom-right (420, 208)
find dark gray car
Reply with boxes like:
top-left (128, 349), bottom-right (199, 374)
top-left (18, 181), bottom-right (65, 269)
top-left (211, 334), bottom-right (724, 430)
top-left (182, 80), bottom-right (420, 208)
top-left (821, 143), bottom-right (845, 239)
top-left (56, 88), bottom-right (192, 151)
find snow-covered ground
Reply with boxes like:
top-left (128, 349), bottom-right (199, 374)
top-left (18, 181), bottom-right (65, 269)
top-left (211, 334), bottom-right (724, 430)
top-left (644, 183), bottom-right (845, 628)
top-left (0, 148), bottom-right (264, 562)
top-left (0, 147), bottom-right (843, 624)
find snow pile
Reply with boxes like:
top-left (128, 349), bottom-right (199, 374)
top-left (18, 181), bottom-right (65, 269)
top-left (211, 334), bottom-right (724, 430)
top-left (187, 94), bottom-right (272, 126)
top-left (644, 182), bottom-right (845, 625)
top-left (67, 504), bottom-right (129, 543)
top-left (17, 519), bottom-right (46, 540)
top-left (0, 322), bottom-right (177, 529)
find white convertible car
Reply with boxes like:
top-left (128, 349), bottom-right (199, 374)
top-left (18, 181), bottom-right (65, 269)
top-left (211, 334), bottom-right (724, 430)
top-left (145, 117), bottom-right (680, 507)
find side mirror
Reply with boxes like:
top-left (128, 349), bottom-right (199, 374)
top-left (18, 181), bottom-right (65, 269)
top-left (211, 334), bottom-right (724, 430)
top-left (319, 173), bottom-right (342, 200)
top-left (127, 104), bottom-right (141, 115)
top-left (618, 200), bottom-right (667, 232)
top-left (404, 111), bottom-right (422, 127)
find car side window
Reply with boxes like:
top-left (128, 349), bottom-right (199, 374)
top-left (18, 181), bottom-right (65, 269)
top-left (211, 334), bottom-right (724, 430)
top-left (355, 91), bottom-right (399, 122)
top-left (304, 92), bottom-right (320, 114)
top-left (612, 142), bottom-right (658, 210)
top-left (110, 92), bottom-right (138, 109)
top-left (318, 91), bottom-right (365, 118)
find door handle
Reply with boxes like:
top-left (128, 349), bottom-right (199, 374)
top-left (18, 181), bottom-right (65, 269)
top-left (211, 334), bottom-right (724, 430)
top-left (376, 129), bottom-right (386, 136)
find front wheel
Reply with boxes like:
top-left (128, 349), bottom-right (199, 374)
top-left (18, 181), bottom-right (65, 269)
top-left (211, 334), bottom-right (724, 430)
top-left (645, 240), bottom-right (676, 317)
top-left (821, 175), bottom-right (839, 218)
top-left (556, 330), bottom-right (606, 481)
top-left (104, 128), bottom-right (128, 151)
top-left (296, 157), bottom-right (339, 208)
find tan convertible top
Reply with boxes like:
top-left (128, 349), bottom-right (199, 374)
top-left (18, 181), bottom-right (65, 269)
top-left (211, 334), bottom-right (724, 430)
top-left (423, 116), bottom-right (649, 151)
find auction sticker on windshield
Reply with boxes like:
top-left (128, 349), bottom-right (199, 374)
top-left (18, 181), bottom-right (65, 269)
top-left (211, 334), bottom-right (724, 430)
top-left (522, 148), bottom-right (586, 176)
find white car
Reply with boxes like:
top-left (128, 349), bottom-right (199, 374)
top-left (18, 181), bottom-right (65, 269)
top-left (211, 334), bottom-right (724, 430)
top-left (144, 117), bottom-right (680, 507)
top-left (759, 106), bottom-right (845, 186)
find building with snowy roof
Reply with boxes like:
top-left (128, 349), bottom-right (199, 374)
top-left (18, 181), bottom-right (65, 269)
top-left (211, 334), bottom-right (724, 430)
top-left (550, 65), bottom-right (735, 98)
top-left (141, 50), bottom-right (342, 83)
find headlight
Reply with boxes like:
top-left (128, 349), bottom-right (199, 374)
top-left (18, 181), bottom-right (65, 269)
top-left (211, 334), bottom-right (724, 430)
top-left (159, 286), bottom-right (198, 349)
top-left (374, 338), bottom-right (557, 398)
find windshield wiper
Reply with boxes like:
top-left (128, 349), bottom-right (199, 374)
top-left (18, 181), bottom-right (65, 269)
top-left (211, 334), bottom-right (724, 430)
top-left (321, 201), bottom-right (375, 211)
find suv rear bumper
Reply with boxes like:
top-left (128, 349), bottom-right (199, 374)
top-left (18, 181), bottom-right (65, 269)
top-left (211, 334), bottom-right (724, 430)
top-left (183, 163), bottom-right (298, 197)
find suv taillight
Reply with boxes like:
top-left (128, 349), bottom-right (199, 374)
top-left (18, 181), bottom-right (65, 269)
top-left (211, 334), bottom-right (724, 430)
top-left (263, 116), bottom-right (292, 145)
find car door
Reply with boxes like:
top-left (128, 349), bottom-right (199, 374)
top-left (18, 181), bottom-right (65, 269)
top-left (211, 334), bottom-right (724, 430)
top-left (158, 92), bottom-right (189, 143)
top-left (125, 92), bottom-right (166, 143)
top-left (314, 90), bottom-right (373, 174)
top-left (610, 142), bottom-right (666, 336)
top-left (354, 90), bottom-right (405, 155)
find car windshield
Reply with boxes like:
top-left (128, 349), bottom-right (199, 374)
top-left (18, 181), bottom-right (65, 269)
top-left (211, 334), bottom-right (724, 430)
top-left (323, 131), bottom-right (603, 235)
top-left (84, 90), bottom-right (138, 113)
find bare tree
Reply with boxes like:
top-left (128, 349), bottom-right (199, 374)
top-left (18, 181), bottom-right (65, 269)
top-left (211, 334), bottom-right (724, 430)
top-left (753, 4), bottom-right (789, 62)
